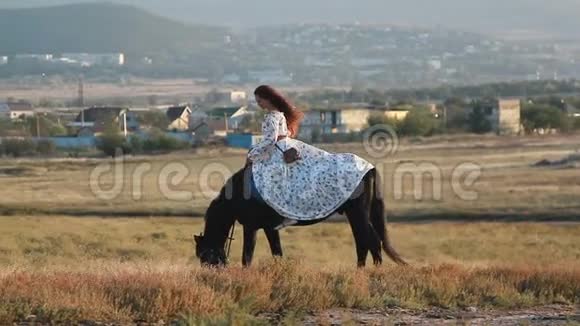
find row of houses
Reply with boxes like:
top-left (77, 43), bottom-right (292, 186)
top-left (162, 103), bottom-right (417, 144)
top-left (298, 105), bottom-right (410, 139)
top-left (0, 99), bottom-right (520, 139)
top-left (1, 102), bottom-right (410, 142)
top-left (6, 97), bottom-right (579, 149)
top-left (150, 103), bottom-right (413, 139)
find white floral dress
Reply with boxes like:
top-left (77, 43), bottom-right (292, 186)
top-left (248, 111), bottom-right (374, 220)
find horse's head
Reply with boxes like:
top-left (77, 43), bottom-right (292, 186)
top-left (193, 168), bottom-right (246, 267)
top-left (194, 233), bottom-right (228, 267)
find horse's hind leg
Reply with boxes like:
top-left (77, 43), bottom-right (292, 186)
top-left (264, 228), bottom-right (283, 257)
top-left (364, 173), bottom-right (382, 265)
top-left (346, 218), bottom-right (382, 266)
top-left (346, 173), bottom-right (383, 267)
top-left (368, 225), bottom-right (383, 265)
top-left (242, 227), bottom-right (257, 267)
top-left (346, 210), bottom-right (369, 267)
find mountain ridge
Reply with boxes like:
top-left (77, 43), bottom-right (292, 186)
top-left (1, 0), bottom-right (579, 39)
top-left (0, 2), bottom-right (226, 55)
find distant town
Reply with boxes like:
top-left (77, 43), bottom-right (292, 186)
top-left (2, 24), bottom-right (580, 89)
top-left (1, 80), bottom-right (580, 158)
top-left (2, 6), bottom-right (580, 158)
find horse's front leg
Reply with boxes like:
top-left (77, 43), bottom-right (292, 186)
top-left (242, 227), bottom-right (257, 267)
top-left (264, 228), bottom-right (283, 257)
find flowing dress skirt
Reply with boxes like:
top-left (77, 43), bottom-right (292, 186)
top-left (251, 138), bottom-right (374, 220)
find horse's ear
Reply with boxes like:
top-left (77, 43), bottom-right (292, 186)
top-left (194, 234), bottom-right (203, 243)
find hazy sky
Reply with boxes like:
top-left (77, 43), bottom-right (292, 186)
top-left (1, 0), bottom-right (579, 38)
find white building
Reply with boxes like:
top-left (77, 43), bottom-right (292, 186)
top-left (428, 59), bottom-right (442, 70)
top-left (228, 106), bottom-right (256, 130)
top-left (166, 105), bottom-right (193, 131)
top-left (0, 102), bottom-right (35, 120)
top-left (60, 53), bottom-right (125, 66)
top-left (230, 91), bottom-right (247, 103)
top-left (14, 54), bottom-right (53, 61)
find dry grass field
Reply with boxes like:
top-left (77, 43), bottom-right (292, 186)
top-left (0, 78), bottom-right (323, 104)
top-left (1, 134), bottom-right (580, 324)
top-left (0, 217), bottom-right (579, 324)
top-left (0, 78), bottom-right (212, 104)
top-left (1, 133), bottom-right (579, 220)
top-left (1, 217), bottom-right (580, 268)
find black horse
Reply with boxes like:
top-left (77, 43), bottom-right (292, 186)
top-left (194, 166), bottom-right (407, 267)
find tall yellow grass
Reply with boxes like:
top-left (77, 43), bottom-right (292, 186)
top-left (1, 135), bottom-right (580, 323)
top-left (0, 260), bottom-right (578, 324)
top-left (0, 217), bottom-right (579, 323)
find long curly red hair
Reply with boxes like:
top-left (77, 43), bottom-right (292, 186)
top-left (254, 85), bottom-right (304, 137)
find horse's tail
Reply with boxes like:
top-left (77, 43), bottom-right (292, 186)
top-left (370, 169), bottom-right (408, 266)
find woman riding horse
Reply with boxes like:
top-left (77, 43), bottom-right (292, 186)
top-left (195, 85), bottom-right (406, 267)
top-left (248, 85), bottom-right (379, 229)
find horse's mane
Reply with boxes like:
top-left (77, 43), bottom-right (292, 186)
top-left (204, 167), bottom-right (245, 210)
top-left (213, 167), bottom-right (246, 206)
top-left (201, 167), bottom-right (247, 246)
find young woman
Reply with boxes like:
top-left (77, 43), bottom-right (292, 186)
top-left (247, 85), bottom-right (374, 229)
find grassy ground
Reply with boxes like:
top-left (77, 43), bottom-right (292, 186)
top-left (1, 134), bottom-right (579, 220)
top-left (0, 217), bottom-right (579, 323)
top-left (1, 260), bottom-right (579, 324)
top-left (1, 217), bottom-right (580, 268)
top-left (1, 134), bottom-right (580, 323)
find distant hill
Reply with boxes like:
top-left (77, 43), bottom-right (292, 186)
top-left (0, 3), bottom-right (227, 55)
top-left (3, 0), bottom-right (579, 40)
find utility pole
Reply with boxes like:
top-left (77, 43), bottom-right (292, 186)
top-left (36, 113), bottom-right (41, 138)
top-left (443, 105), bottom-right (447, 131)
top-left (224, 112), bottom-right (229, 133)
top-left (78, 76), bottom-right (84, 107)
top-left (123, 111), bottom-right (127, 137)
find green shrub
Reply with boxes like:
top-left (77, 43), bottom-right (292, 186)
top-left (399, 110), bottom-right (437, 136)
top-left (574, 117), bottom-right (580, 131)
top-left (467, 107), bottom-right (493, 134)
top-left (143, 134), bottom-right (189, 152)
top-left (97, 129), bottom-right (190, 157)
top-left (36, 140), bottom-right (56, 155)
top-left (128, 136), bottom-right (144, 154)
top-left (48, 125), bottom-right (67, 137)
top-left (96, 132), bottom-right (131, 157)
top-left (1, 138), bottom-right (37, 157)
top-left (367, 113), bottom-right (401, 131)
top-left (521, 104), bottom-right (567, 133)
